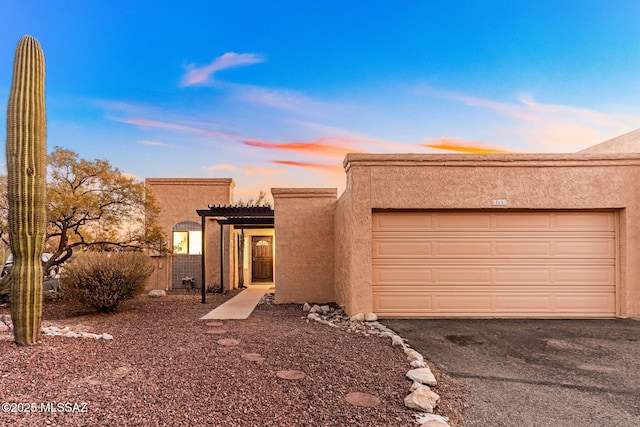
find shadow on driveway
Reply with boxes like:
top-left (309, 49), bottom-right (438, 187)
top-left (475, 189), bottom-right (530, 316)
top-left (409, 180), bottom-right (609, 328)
top-left (382, 318), bottom-right (640, 427)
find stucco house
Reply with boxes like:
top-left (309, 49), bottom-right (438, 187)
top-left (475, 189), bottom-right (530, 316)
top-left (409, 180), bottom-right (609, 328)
top-left (146, 129), bottom-right (640, 319)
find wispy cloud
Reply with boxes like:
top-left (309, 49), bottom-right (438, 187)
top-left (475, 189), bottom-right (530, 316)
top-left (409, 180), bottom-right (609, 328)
top-left (230, 84), bottom-right (350, 118)
top-left (204, 164), bottom-right (236, 172)
top-left (141, 140), bottom-right (169, 146)
top-left (424, 137), bottom-right (513, 154)
top-left (110, 116), bottom-right (236, 139)
top-left (273, 160), bottom-right (340, 171)
top-left (416, 85), bottom-right (640, 151)
top-left (242, 135), bottom-right (423, 159)
top-left (181, 52), bottom-right (264, 87)
top-left (243, 139), bottom-right (363, 158)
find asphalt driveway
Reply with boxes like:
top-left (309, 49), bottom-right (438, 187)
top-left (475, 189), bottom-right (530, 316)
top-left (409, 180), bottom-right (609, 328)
top-left (382, 318), bottom-right (640, 427)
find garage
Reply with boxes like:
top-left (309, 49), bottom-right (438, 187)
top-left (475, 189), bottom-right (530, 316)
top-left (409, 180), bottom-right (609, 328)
top-left (372, 210), bottom-right (617, 318)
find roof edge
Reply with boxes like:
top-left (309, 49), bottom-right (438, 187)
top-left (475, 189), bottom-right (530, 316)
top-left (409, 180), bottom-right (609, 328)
top-left (343, 152), bottom-right (640, 169)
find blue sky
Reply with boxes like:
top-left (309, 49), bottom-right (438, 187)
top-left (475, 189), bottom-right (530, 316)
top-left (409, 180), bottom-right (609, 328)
top-left (2, 1), bottom-right (640, 198)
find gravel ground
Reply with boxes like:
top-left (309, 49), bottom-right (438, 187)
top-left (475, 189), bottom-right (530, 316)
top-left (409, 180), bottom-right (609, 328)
top-left (0, 292), bottom-right (466, 426)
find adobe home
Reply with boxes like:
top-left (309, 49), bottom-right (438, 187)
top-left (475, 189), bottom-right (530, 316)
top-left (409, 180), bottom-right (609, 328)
top-left (146, 129), bottom-right (640, 319)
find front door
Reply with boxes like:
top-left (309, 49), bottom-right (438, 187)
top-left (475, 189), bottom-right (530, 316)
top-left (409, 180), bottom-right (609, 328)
top-left (251, 236), bottom-right (273, 282)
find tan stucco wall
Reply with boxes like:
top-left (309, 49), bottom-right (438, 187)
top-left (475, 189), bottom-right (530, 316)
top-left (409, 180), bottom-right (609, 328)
top-left (272, 188), bottom-right (337, 304)
top-left (335, 153), bottom-right (640, 318)
top-left (145, 178), bottom-right (234, 290)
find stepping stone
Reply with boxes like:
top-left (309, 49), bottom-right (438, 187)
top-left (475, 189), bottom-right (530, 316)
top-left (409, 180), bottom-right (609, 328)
top-left (345, 392), bottom-right (381, 407)
top-left (204, 328), bottom-right (227, 335)
top-left (205, 321), bottom-right (224, 327)
top-left (217, 338), bottom-right (240, 346)
top-left (276, 370), bottom-right (306, 380)
top-left (242, 353), bottom-right (265, 362)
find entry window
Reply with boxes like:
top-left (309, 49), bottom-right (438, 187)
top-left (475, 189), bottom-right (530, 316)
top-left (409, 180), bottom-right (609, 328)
top-left (173, 230), bottom-right (202, 255)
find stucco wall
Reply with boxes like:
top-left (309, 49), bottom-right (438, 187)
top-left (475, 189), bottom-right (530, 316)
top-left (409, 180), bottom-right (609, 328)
top-left (335, 153), bottom-right (640, 317)
top-left (272, 188), bottom-right (337, 304)
top-left (145, 178), bottom-right (234, 290)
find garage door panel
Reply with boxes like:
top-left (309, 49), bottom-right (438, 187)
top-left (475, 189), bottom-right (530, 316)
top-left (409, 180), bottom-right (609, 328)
top-left (374, 236), bottom-right (614, 259)
top-left (373, 266), bottom-right (434, 284)
top-left (553, 212), bottom-right (615, 230)
top-left (373, 293), bottom-right (434, 312)
top-left (552, 294), bottom-right (616, 312)
top-left (435, 241), bottom-right (492, 256)
top-left (494, 241), bottom-right (552, 256)
top-left (435, 295), bottom-right (493, 311)
top-left (374, 266), bottom-right (579, 285)
top-left (435, 268), bottom-right (492, 283)
top-left (554, 267), bottom-right (615, 284)
top-left (494, 213), bottom-right (552, 229)
top-left (435, 214), bottom-right (492, 230)
top-left (494, 268), bottom-right (551, 283)
top-left (372, 212), bottom-right (433, 231)
top-left (553, 240), bottom-right (615, 257)
top-left (374, 292), bottom-right (616, 316)
top-left (372, 239), bottom-right (433, 257)
top-left (372, 211), bottom-right (617, 318)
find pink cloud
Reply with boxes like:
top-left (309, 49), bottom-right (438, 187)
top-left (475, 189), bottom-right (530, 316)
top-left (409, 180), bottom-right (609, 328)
top-left (272, 160), bottom-right (340, 171)
top-left (181, 52), bottom-right (264, 86)
top-left (205, 164), bottom-right (236, 172)
top-left (424, 137), bottom-right (512, 154)
top-left (243, 139), bottom-right (363, 158)
top-left (141, 140), bottom-right (167, 146)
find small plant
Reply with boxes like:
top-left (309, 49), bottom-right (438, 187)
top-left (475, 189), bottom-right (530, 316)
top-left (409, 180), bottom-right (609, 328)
top-left (60, 252), bottom-right (154, 313)
top-left (206, 283), bottom-right (221, 293)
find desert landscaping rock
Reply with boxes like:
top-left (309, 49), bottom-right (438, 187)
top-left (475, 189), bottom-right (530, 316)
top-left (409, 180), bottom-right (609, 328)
top-left (345, 392), bottom-right (381, 407)
top-left (148, 289), bottom-right (167, 298)
top-left (420, 420), bottom-right (450, 427)
top-left (350, 313), bottom-right (365, 322)
top-left (364, 312), bottom-right (378, 322)
top-left (295, 303), bottom-right (461, 426)
top-left (411, 360), bottom-right (426, 368)
top-left (407, 367), bottom-right (438, 387)
top-left (405, 386), bottom-right (441, 412)
top-left (392, 335), bottom-right (405, 347)
top-left (276, 369), bottom-right (306, 380)
top-left (0, 294), bottom-right (459, 426)
top-left (80, 332), bottom-right (98, 339)
top-left (405, 348), bottom-right (425, 363)
top-left (417, 413), bottom-right (451, 427)
top-left (217, 338), bottom-right (240, 346)
top-left (241, 353), bottom-right (265, 362)
top-left (205, 321), bottom-right (224, 327)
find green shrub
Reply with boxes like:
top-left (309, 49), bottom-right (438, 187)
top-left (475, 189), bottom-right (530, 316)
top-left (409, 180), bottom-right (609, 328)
top-left (60, 252), bottom-right (154, 313)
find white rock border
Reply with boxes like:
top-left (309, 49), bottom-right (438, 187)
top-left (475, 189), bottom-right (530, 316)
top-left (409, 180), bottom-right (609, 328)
top-left (301, 304), bottom-right (450, 427)
top-left (0, 316), bottom-right (113, 340)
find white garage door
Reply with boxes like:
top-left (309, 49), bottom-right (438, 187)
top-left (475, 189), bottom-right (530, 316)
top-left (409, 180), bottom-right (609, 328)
top-left (372, 211), bottom-right (617, 318)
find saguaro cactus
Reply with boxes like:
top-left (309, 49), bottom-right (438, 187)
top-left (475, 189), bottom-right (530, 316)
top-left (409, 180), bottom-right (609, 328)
top-left (6, 35), bottom-right (47, 346)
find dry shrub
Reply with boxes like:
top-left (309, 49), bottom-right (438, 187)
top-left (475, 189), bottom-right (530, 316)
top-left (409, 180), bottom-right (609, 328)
top-left (60, 252), bottom-right (154, 313)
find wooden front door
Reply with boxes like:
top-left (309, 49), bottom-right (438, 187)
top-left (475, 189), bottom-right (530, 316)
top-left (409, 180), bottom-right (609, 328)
top-left (251, 236), bottom-right (273, 282)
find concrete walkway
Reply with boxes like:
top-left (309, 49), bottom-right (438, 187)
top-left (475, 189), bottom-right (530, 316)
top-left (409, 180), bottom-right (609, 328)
top-left (200, 284), bottom-right (273, 320)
